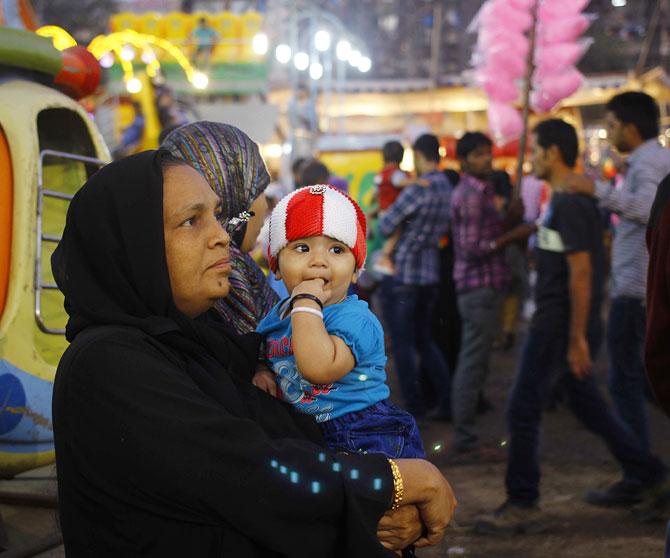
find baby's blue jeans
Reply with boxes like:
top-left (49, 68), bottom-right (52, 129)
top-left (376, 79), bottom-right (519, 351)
top-left (319, 399), bottom-right (425, 458)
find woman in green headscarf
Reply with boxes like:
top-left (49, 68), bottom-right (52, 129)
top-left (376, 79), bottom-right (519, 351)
top-left (162, 121), bottom-right (279, 334)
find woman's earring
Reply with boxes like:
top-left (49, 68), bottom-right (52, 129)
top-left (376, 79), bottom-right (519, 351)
top-left (225, 210), bottom-right (256, 234)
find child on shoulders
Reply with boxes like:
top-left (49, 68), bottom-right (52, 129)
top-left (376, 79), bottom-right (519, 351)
top-left (372, 141), bottom-right (429, 275)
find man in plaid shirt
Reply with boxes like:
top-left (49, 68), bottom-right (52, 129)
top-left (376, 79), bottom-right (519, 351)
top-left (449, 132), bottom-right (512, 460)
top-left (378, 134), bottom-right (453, 420)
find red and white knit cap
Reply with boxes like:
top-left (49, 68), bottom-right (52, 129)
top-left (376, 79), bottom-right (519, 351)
top-left (266, 184), bottom-right (367, 273)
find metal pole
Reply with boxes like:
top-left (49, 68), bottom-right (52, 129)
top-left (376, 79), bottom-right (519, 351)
top-left (324, 44), bottom-right (333, 133)
top-left (308, 8), bottom-right (319, 144)
top-left (429, 1), bottom-right (444, 87)
top-left (280, 6), bottom-right (361, 137)
top-left (309, 7), bottom-right (317, 98)
top-left (338, 58), bottom-right (346, 135)
top-left (287, 3), bottom-right (298, 157)
top-left (635, 0), bottom-right (663, 78)
top-left (289, 5), bottom-right (298, 91)
top-left (660, 0), bottom-right (670, 72)
top-left (514, 0), bottom-right (540, 195)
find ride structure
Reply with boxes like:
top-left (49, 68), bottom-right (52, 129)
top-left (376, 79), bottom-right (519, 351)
top-left (106, 11), bottom-right (269, 96)
top-left (0, 26), bottom-right (109, 477)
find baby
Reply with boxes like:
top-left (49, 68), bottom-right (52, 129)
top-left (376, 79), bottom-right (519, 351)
top-left (253, 184), bottom-right (425, 458)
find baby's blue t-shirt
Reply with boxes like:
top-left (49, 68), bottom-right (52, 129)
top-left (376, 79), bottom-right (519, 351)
top-left (256, 295), bottom-right (390, 422)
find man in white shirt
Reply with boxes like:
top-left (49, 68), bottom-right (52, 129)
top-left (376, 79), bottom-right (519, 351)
top-left (572, 93), bottom-right (670, 503)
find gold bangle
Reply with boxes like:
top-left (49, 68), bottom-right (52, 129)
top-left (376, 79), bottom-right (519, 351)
top-left (388, 458), bottom-right (404, 510)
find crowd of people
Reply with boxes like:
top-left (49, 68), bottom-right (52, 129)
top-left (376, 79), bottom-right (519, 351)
top-left (285, 91), bottom-right (670, 538)
top-left (359, 92), bottom-right (670, 536)
top-left (50, 90), bottom-right (670, 555)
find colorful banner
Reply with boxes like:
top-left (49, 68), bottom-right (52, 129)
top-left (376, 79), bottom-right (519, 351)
top-left (319, 150), bottom-right (383, 214)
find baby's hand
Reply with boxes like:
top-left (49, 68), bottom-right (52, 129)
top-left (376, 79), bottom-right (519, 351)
top-left (416, 178), bottom-right (431, 187)
top-left (252, 369), bottom-right (278, 397)
top-left (292, 278), bottom-right (332, 306)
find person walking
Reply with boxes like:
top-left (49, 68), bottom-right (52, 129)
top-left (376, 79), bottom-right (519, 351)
top-left (448, 133), bottom-right (510, 460)
top-left (477, 119), bottom-right (667, 534)
top-left (378, 134), bottom-right (452, 420)
top-left (572, 92), bottom-right (670, 453)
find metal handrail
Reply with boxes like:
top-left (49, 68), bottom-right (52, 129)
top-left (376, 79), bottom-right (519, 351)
top-left (42, 190), bottom-right (74, 201)
top-left (40, 284), bottom-right (59, 290)
top-left (35, 149), bottom-right (106, 335)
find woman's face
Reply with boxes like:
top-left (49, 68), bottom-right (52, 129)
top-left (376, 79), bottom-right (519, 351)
top-left (240, 194), bottom-right (269, 252)
top-left (163, 164), bottom-right (232, 318)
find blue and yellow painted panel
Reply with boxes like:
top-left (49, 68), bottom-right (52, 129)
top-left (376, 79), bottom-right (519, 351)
top-left (109, 11), bottom-right (265, 64)
top-left (0, 77), bottom-right (109, 477)
top-left (320, 150), bottom-right (384, 254)
top-left (319, 150), bottom-right (383, 213)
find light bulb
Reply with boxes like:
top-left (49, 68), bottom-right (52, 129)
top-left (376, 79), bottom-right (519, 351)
top-left (125, 77), bottom-right (142, 94)
top-left (275, 44), bottom-right (292, 64)
top-left (349, 49), bottom-right (362, 67)
top-left (252, 33), bottom-right (269, 56)
top-left (99, 53), bottom-right (114, 68)
top-left (314, 30), bottom-right (331, 52)
top-left (192, 71), bottom-right (209, 90)
top-left (120, 45), bottom-right (135, 61)
top-left (336, 40), bottom-right (351, 62)
top-left (358, 56), bottom-right (371, 73)
top-left (309, 62), bottom-right (324, 80)
top-left (294, 52), bottom-right (309, 71)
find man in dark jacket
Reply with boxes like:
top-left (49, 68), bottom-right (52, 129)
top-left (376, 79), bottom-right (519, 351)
top-left (646, 173), bottom-right (670, 553)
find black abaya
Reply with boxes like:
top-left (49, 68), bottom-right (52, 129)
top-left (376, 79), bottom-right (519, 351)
top-left (51, 151), bottom-right (394, 557)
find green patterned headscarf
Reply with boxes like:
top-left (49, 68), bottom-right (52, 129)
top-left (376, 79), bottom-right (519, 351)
top-left (162, 121), bottom-right (270, 217)
top-left (162, 121), bottom-right (279, 334)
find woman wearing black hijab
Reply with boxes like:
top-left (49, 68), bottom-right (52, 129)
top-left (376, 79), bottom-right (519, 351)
top-left (51, 151), bottom-right (455, 557)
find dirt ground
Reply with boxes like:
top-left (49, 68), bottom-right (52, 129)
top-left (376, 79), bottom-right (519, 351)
top-left (4, 322), bottom-right (669, 557)
top-left (410, 323), bottom-right (670, 558)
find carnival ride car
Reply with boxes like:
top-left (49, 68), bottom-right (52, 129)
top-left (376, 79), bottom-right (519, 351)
top-left (0, 26), bottom-right (109, 478)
